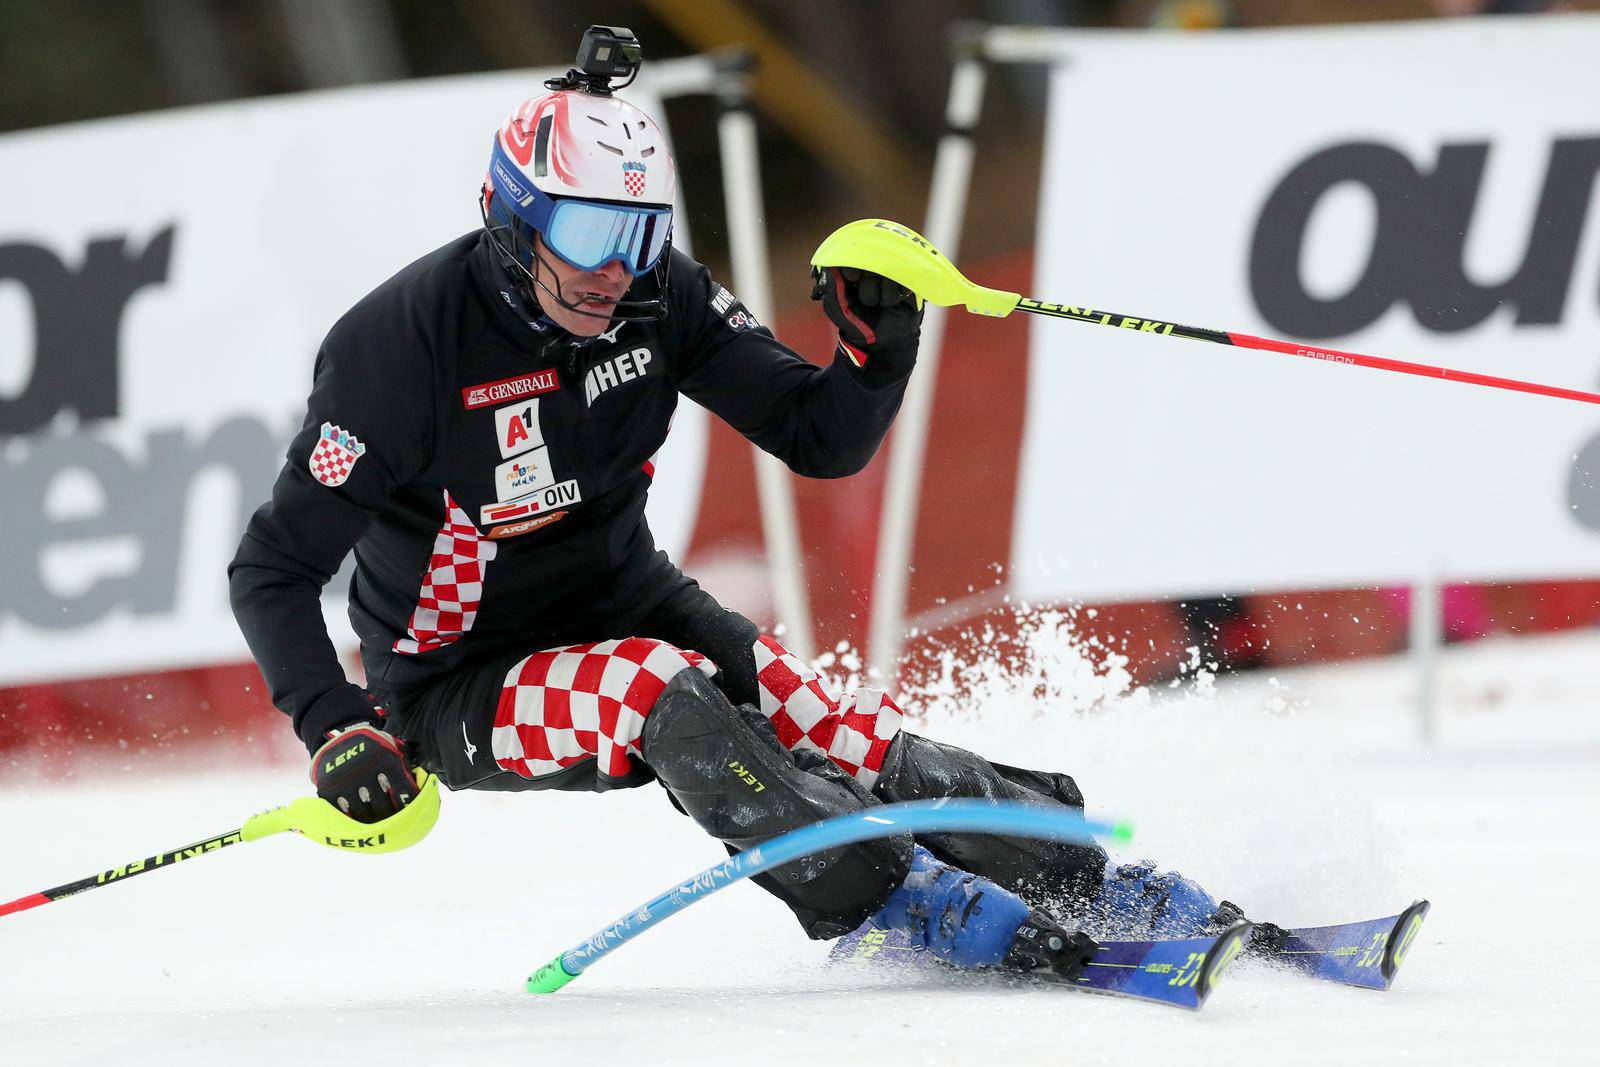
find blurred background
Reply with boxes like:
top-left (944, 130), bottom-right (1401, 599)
top-left (8, 1), bottom-right (1592, 270)
top-left (3, 0), bottom-right (1600, 777)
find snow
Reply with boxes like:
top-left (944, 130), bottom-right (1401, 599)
top-left (4, 628), bottom-right (1598, 1065)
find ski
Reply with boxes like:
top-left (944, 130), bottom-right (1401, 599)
top-left (1260, 899), bottom-right (1430, 990)
top-left (829, 919), bottom-right (1251, 1010)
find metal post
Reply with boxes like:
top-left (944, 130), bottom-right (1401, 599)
top-left (866, 30), bottom-right (991, 683)
top-left (1410, 572), bottom-right (1441, 743)
top-left (715, 50), bottom-right (816, 661)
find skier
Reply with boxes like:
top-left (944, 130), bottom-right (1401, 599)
top-left (229, 28), bottom-right (1244, 979)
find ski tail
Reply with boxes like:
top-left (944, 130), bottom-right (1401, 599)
top-left (1382, 900), bottom-right (1430, 984)
top-left (1269, 899), bottom-right (1430, 990)
top-left (1075, 920), bottom-right (1250, 1009)
top-left (829, 920), bottom-right (1250, 1011)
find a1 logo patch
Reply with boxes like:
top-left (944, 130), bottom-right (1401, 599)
top-left (495, 400), bottom-right (543, 459)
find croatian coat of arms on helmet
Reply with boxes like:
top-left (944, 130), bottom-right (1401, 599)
top-left (308, 422), bottom-right (367, 487)
top-left (622, 160), bottom-right (646, 197)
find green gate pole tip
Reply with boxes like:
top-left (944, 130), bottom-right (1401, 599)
top-left (1109, 821), bottom-right (1136, 848)
top-left (526, 956), bottom-right (578, 994)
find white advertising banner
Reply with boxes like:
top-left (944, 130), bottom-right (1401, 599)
top-left (0, 64), bottom-right (708, 685)
top-left (1013, 17), bottom-right (1600, 603)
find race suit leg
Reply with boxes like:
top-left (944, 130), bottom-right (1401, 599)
top-left (868, 732), bottom-right (1108, 912)
top-left (632, 574), bottom-right (1109, 916)
top-left (380, 591), bottom-right (910, 938)
top-left (384, 556), bottom-right (1100, 933)
top-left (638, 668), bottom-right (911, 938)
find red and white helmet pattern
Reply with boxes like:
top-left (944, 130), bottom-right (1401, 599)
top-left (496, 90), bottom-right (676, 207)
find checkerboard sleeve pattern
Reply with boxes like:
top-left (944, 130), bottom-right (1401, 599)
top-left (752, 634), bottom-right (903, 789)
top-left (492, 638), bottom-right (716, 781)
top-left (392, 491), bottom-right (498, 655)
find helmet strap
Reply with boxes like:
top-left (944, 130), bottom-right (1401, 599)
top-left (535, 254), bottom-right (667, 324)
top-left (480, 192), bottom-right (670, 328)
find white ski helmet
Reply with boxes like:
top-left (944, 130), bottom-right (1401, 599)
top-left (482, 88), bottom-right (677, 320)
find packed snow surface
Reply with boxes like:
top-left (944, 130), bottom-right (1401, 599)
top-left (4, 626), bottom-right (1598, 1064)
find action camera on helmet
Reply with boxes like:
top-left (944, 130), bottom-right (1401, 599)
top-left (545, 26), bottom-right (643, 96)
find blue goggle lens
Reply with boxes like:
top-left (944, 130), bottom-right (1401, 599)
top-left (544, 199), bottom-right (672, 275)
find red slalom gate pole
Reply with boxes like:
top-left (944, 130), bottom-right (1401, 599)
top-left (1015, 299), bottom-right (1600, 407)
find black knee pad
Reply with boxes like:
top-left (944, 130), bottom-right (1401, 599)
top-left (874, 732), bottom-right (1107, 910)
top-left (641, 668), bottom-right (911, 938)
top-left (641, 669), bottom-right (845, 843)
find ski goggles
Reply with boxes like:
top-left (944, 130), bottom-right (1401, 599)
top-left (490, 142), bottom-right (672, 275)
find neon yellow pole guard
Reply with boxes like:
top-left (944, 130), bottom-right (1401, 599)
top-left (242, 769), bottom-right (442, 854)
top-left (810, 219), bottom-right (1022, 318)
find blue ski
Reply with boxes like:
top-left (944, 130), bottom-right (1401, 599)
top-left (1264, 899), bottom-right (1429, 990)
top-left (828, 920), bottom-right (1251, 1010)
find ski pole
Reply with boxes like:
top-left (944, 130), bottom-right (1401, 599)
top-left (0, 769), bottom-right (442, 920)
top-left (812, 218), bottom-right (1600, 407)
top-left (526, 797), bottom-right (1134, 993)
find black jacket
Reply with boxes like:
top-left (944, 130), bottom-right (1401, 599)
top-left (229, 232), bottom-right (914, 747)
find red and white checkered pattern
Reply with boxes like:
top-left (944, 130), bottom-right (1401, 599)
top-left (392, 491), bottom-right (497, 655)
top-left (752, 634), bottom-right (903, 789)
top-left (308, 424), bottom-right (365, 487)
top-left (492, 638), bottom-right (716, 781)
top-left (624, 170), bottom-right (645, 197)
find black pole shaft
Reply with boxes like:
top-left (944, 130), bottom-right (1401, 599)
top-left (0, 826), bottom-right (247, 919)
top-left (1016, 298), bottom-right (1234, 345)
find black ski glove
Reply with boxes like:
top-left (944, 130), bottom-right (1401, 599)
top-left (310, 723), bottom-right (419, 824)
top-left (811, 266), bottom-right (923, 380)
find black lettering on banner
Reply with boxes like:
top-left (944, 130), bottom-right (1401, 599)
top-left (1250, 139), bottom-right (1600, 339)
top-left (1252, 139), bottom-right (1600, 545)
top-left (0, 225), bottom-right (366, 636)
top-left (0, 227), bottom-right (176, 435)
top-left (0, 416), bottom-right (296, 629)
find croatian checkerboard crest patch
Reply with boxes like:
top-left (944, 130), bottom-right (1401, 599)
top-left (309, 421), bottom-right (367, 487)
top-left (622, 160), bottom-right (646, 197)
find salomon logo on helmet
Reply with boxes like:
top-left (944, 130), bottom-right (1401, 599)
top-left (491, 158), bottom-right (529, 204)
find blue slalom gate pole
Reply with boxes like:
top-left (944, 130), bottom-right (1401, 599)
top-left (526, 798), bottom-right (1134, 993)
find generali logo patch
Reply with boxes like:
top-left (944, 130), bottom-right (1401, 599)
top-left (461, 369), bottom-right (559, 410)
top-left (486, 511), bottom-right (568, 540)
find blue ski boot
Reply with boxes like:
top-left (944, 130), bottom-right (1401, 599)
top-left (1097, 862), bottom-right (1291, 951)
top-left (871, 845), bottom-right (1096, 977)
top-left (1091, 861), bottom-right (1222, 938)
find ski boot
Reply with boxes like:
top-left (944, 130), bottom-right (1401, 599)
top-left (1210, 898), bottom-right (1290, 954)
top-left (1095, 861), bottom-right (1287, 952)
top-left (1091, 860), bottom-right (1226, 938)
top-left (871, 845), bottom-right (1097, 978)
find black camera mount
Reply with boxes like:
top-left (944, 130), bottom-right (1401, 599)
top-left (544, 25), bottom-right (643, 96)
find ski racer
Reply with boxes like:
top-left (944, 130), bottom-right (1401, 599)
top-left (229, 29), bottom-right (1252, 979)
